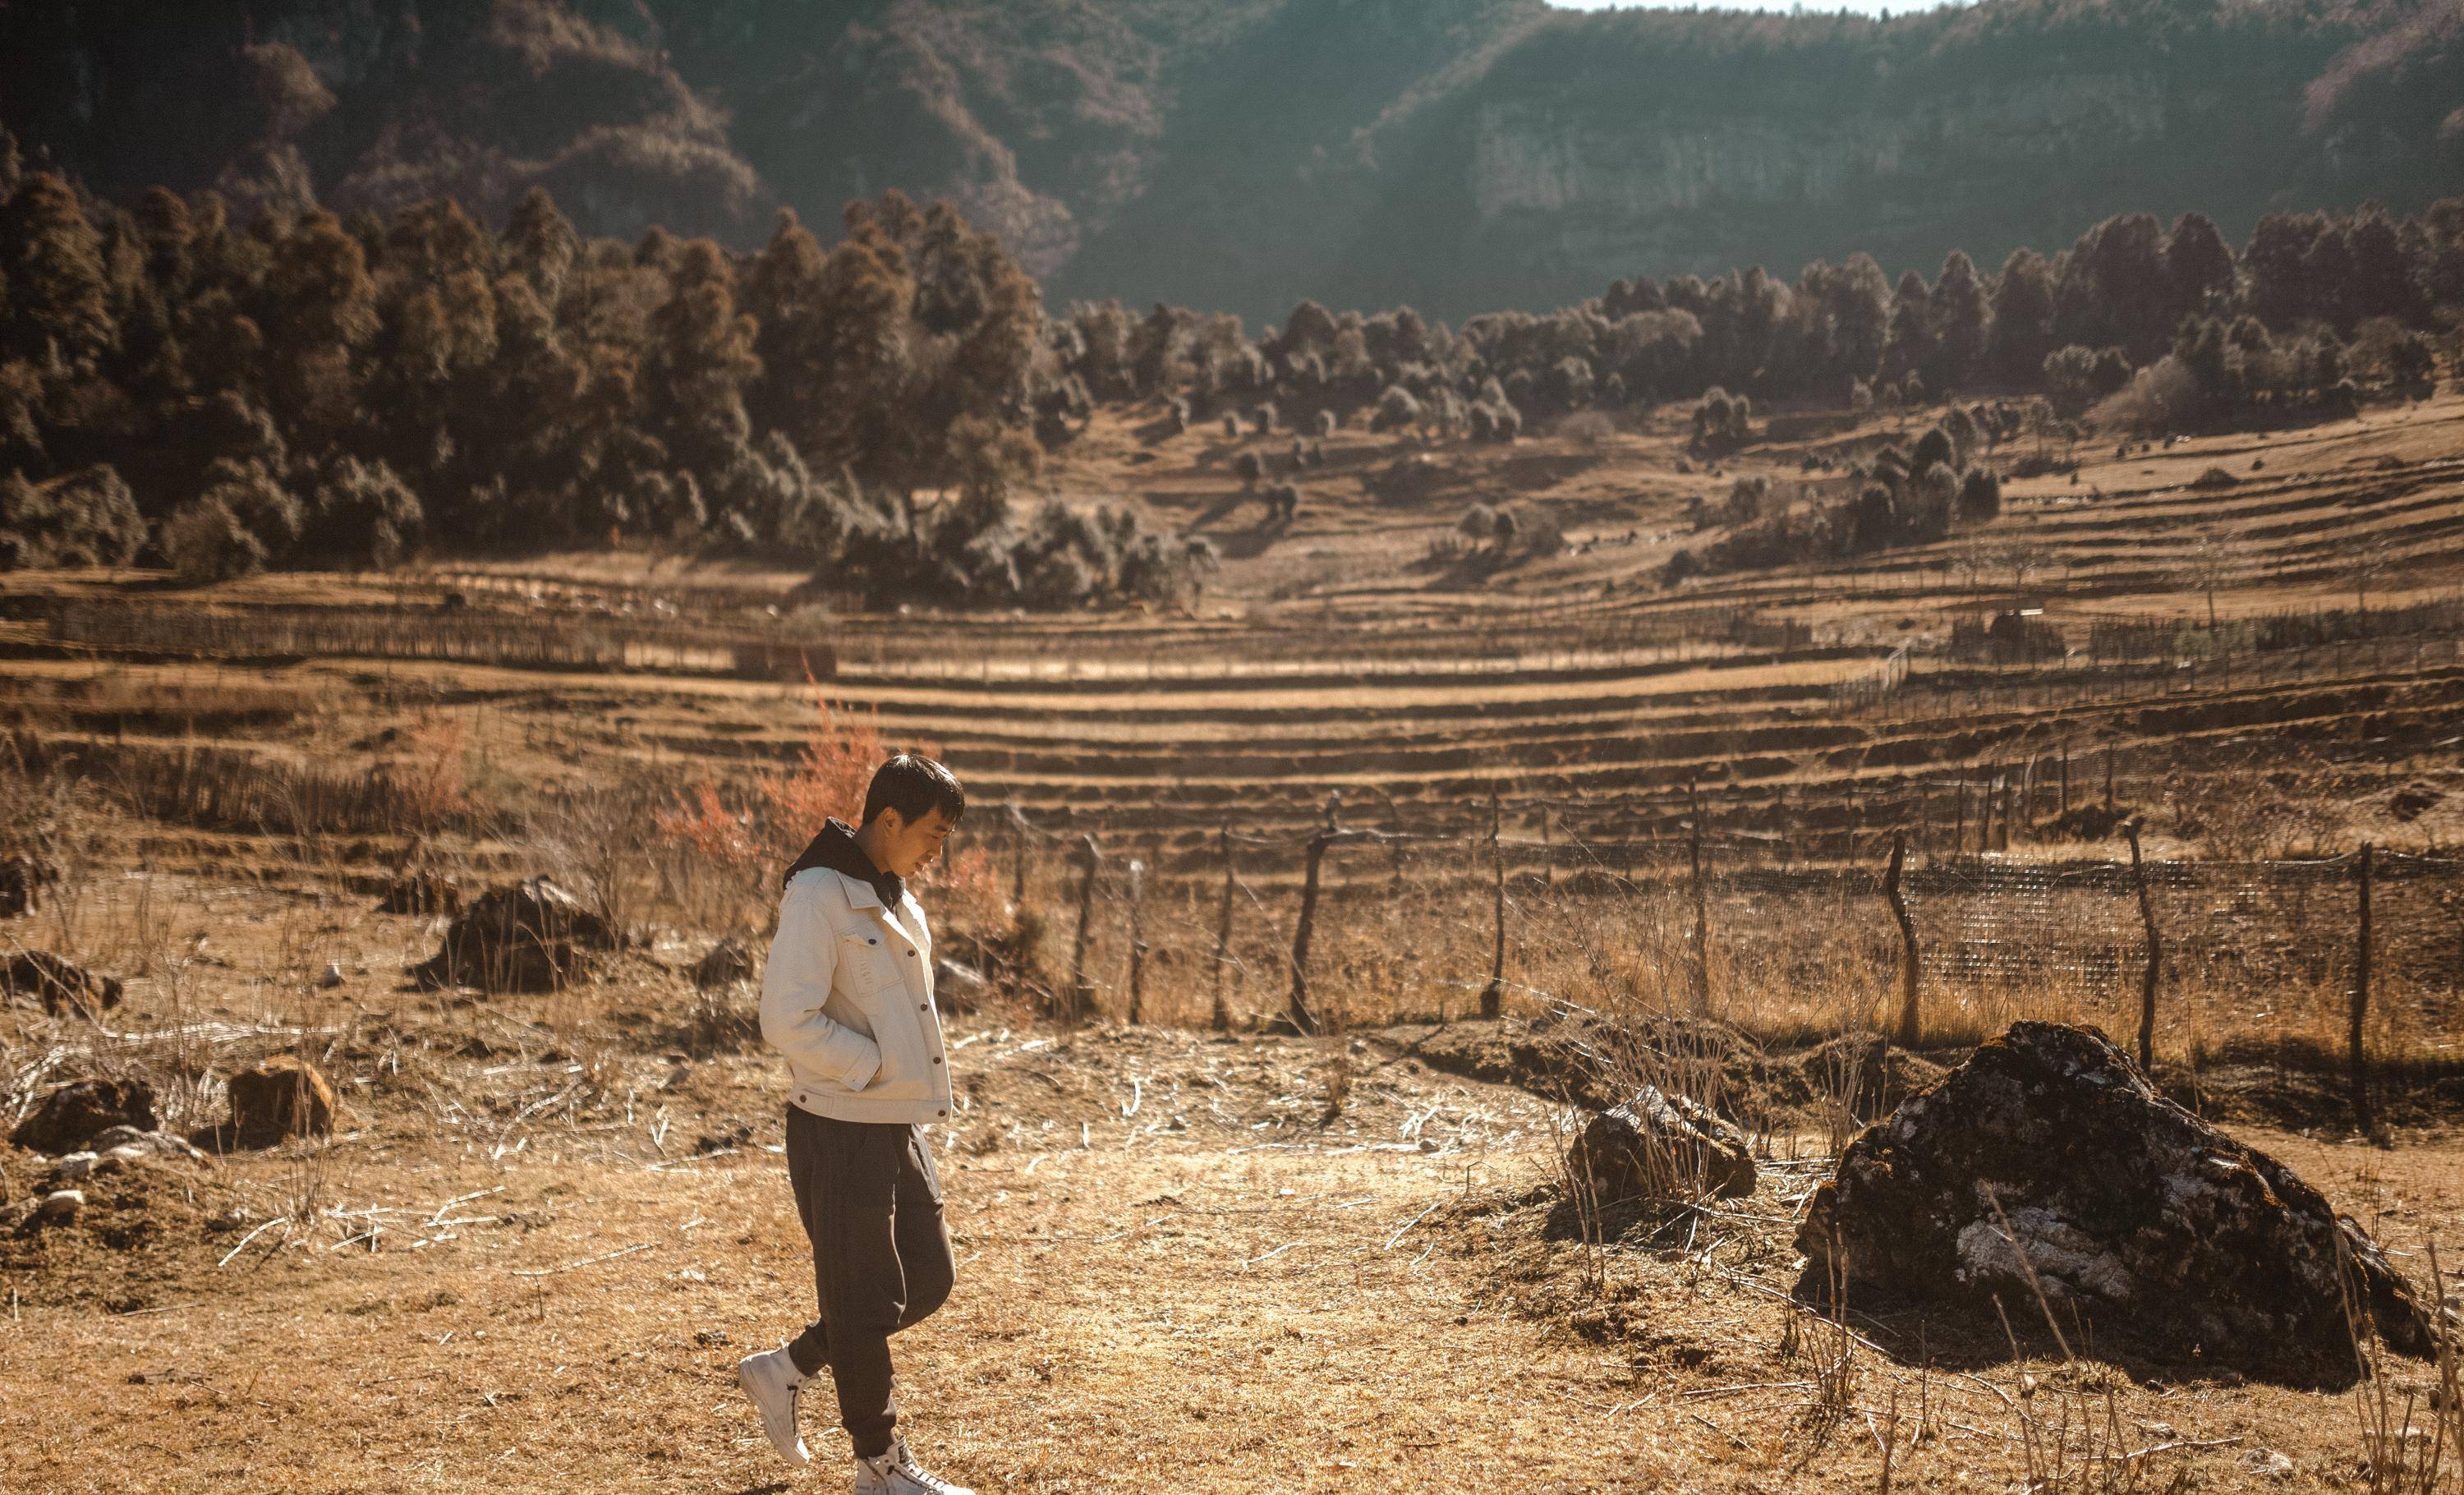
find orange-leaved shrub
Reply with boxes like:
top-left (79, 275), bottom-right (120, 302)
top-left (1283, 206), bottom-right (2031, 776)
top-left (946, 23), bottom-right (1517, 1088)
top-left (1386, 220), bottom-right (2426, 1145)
top-left (655, 691), bottom-right (1002, 933)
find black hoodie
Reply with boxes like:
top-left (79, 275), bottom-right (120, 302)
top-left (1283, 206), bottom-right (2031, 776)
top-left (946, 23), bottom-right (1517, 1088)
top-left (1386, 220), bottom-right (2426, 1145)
top-left (782, 816), bottom-right (905, 908)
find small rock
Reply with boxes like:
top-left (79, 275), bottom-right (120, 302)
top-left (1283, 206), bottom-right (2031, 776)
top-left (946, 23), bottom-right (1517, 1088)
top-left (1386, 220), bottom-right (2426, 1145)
top-left (38, 1189), bottom-right (85, 1221)
top-left (223, 1056), bottom-right (339, 1144)
top-left (0, 852), bottom-right (60, 918)
top-left (2388, 782), bottom-right (2443, 823)
top-left (85, 1126), bottom-right (207, 1162)
top-left (0, 951), bottom-right (123, 1017)
top-left (2244, 1449), bottom-right (2295, 1481)
top-left (1569, 1085), bottom-right (1758, 1202)
top-left (101, 1144), bottom-right (146, 1169)
top-left (10, 1077), bottom-right (157, 1154)
top-left (48, 1151), bottom-right (99, 1181)
top-left (694, 1122), bottom-right (754, 1157)
top-left (692, 936), bottom-right (755, 991)
top-left (409, 877), bottom-right (618, 992)
top-left (319, 961), bottom-right (345, 989)
top-left (205, 1205), bottom-right (253, 1235)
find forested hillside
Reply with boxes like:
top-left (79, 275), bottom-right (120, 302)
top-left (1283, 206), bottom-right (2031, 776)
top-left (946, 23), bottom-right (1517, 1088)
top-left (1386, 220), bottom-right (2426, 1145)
top-left (2, 0), bottom-right (2457, 320)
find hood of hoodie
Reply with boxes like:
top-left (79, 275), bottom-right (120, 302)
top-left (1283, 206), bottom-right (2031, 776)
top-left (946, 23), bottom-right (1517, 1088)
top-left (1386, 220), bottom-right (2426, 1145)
top-left (782, 816), bottom-right (906, 908)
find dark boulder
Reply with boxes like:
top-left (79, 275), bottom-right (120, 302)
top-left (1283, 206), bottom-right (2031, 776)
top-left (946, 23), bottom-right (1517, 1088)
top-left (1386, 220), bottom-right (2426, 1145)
top-left (11, 1077), bottom-right (157, 1155)
top-left (1570, 1085), bottom-right (1758, 1202)
top-left (0, 951), bottom-right (122, 1017)
top-left (1797, 1021), bottom-right (2434, 1384)
top-left (409, 877), bottom-right (618, 992)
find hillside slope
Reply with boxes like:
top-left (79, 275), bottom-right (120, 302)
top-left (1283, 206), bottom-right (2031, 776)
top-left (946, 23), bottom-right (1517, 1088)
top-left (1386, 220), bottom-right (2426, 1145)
top-left (2, 0), bottom-right (2457, 320)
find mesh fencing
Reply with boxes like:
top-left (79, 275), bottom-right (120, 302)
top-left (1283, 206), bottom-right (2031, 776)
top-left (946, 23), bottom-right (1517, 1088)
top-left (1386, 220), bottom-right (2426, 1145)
top-left (972, 807), bottom-right (2464, 1060)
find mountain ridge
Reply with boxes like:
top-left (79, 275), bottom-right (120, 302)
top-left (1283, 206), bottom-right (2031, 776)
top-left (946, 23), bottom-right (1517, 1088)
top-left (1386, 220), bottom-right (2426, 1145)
top-left (2, 0), bottom-right (2455, 322)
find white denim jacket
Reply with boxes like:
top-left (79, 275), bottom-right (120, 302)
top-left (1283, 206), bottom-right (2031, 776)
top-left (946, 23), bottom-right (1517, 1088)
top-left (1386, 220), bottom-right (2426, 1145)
top-left (759, 867), bottom-right (953, 1125)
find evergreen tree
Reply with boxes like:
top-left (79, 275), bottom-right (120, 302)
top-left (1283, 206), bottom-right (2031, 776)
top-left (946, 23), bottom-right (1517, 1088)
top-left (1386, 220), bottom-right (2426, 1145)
top-left (503, 186), bottom-right (579, 304)
top-left (2162, 211), bottom-right (2236, 321)
top-left (0, 172), bottom-right (114, 368)
top-left (1880, 268), bottom-right (1933, 385)
top-left (1929, 250), bottom-right (1992, 391)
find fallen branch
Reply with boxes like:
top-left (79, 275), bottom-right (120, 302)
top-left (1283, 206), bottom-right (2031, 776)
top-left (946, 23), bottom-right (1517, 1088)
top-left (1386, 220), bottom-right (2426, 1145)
top-left (216, 1215), bottom-right (288, 1268)
top-left (1383, 1201), bottom-right (1441, 1251)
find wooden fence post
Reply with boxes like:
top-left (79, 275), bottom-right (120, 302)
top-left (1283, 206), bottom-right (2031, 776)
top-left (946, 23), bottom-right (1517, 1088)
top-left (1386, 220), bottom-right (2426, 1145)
top-left (1688, 782), bottom-right (1711, 1014)
top-left (1124, 855), bottom-right (1148, 1026)
top-left (2351, 843), bottom-right (2376, 1135)
top-left (1210, 823), bottom-right (1235, 1033)
top-left (2125, 822), bottom-right (2162, 1074)
top-left (1007, 803), bottom-right (1030, 908)
top-left (1539, 803), bottom-right (1554, 892)
top-left (1285, 797), bottom-right (1339, 1037)
top-left (1063, 834), bottom-right (1099, 1024)
top-left (1481, 790), bottom-right (1506, 1019)
top-left (1887, 830), bottom-right (1920, 1046)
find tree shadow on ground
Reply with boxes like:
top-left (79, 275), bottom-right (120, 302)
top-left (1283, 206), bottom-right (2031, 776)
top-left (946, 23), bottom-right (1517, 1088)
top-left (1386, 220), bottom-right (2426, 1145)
top-left (1203, 510), bottom-right (1294, 560)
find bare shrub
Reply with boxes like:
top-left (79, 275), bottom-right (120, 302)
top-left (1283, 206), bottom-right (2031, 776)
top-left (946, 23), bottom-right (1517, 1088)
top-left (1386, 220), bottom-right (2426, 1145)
top-left (160, 494), bottom-right (269, 582)
top-left (2090, 355), bottom-right (2202, 434)
top-left (1555, 410), bottom-right (1616, 447)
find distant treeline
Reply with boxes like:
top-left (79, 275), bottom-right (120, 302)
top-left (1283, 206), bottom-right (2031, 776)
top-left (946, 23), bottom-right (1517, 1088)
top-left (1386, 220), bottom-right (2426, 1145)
top-left (0, 145), bottom-right (1210, 609)
top-left (1057, 200), bottom-right (2454, 444)
top-left (0, 120), bottom-right (2456, 596)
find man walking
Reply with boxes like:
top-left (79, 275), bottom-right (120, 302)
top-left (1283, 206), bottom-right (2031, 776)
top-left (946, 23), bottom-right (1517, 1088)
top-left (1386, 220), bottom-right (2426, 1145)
top-left (738, 753), bottom-right (971, 1494)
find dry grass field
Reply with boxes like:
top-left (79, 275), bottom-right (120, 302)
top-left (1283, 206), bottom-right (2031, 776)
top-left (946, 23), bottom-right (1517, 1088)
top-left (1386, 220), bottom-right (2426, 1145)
top-left (2, 874), bottom-right (2459, 1493)
top-left (6, 384), bottom-right (2464, 1491)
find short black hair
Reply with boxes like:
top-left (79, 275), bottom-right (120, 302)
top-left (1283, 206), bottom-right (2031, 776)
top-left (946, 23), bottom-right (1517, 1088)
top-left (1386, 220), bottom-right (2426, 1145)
top-left (862, 752), bottom-right (965, 827)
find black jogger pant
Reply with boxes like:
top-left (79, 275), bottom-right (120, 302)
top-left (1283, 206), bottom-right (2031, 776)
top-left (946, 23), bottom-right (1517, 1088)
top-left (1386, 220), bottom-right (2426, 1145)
top-left (783, 1105), bottom-right (954, 1458)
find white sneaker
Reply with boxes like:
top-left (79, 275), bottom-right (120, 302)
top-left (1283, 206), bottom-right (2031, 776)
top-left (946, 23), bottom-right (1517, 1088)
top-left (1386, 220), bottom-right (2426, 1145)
top-left (735, 1347), bottom-right (811, 1467)
top-left (853, 1437), bottom-right (972, 1495)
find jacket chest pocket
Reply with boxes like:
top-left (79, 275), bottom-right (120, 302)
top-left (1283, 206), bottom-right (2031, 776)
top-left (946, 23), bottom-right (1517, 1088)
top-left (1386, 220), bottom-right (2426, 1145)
top-left (837, 933), bottom-right (900, 1000)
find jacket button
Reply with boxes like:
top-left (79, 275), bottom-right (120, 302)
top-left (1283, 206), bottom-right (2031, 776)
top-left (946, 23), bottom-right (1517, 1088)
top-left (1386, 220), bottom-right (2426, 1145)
top-left (930, 1056), bottom-right (941, 1065)
top-left (937, 1110), bottom-right (948, 1118)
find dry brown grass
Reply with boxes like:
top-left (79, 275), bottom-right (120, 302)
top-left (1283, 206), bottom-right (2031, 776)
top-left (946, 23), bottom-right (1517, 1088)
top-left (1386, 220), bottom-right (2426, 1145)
top-left (3, 778), bottom-right (2462, 1492)
top-left (5, 388), bottom-right (2464, 1488)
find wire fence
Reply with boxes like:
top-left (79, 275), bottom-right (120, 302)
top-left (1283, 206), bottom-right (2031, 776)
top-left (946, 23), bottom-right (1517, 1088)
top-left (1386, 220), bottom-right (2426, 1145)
top-left (965, 802), bottom-right (2464, 1071)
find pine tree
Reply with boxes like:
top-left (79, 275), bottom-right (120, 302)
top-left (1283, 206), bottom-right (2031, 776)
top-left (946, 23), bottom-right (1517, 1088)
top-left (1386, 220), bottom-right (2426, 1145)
top-left (0, 172), bottom-right (114, 367)
top-left (1929, 250), bottom-right (1992, 392)
top-left (503, 186), bottom-right (579, 304)
top-left (1986, 247), bottom-right (2057, 386)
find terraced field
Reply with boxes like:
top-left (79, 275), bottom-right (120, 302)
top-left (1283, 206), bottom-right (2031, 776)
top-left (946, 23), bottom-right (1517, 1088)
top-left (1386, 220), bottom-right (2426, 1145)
top-left (6, 388), bottom-right (2462, 880)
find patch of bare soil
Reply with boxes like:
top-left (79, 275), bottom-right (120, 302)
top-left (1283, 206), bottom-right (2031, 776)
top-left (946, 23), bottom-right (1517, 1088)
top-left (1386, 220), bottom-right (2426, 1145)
top-left (0, 1150), bottom-right (241, 1311)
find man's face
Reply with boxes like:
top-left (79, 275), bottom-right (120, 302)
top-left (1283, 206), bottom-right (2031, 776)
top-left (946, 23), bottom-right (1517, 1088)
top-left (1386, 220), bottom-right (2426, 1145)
top-left (875, 807), bottom-right (957, 879)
